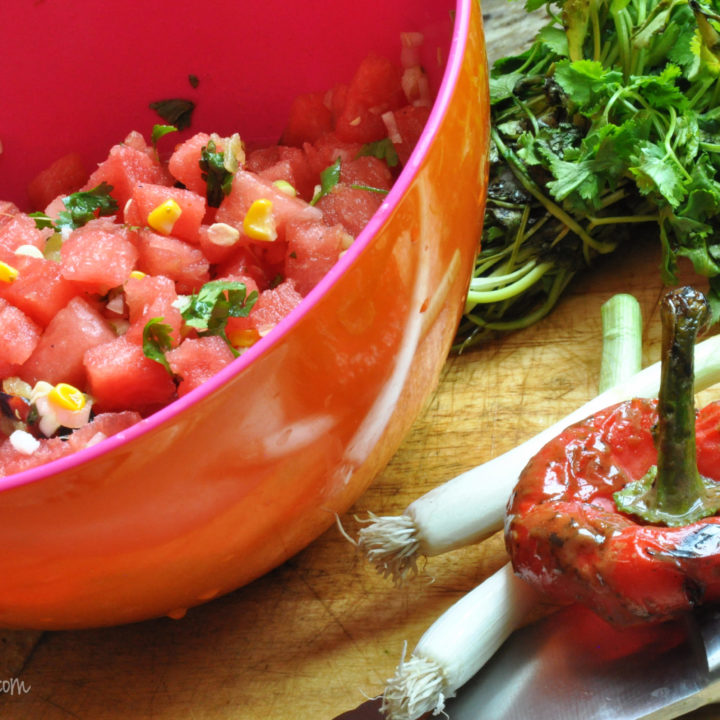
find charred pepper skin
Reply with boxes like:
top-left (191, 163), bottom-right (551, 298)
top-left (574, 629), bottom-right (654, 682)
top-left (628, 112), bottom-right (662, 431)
top-left (506, 287), bottom-right (720, 626)
top-left (505, 398), bottom-right (720, 625)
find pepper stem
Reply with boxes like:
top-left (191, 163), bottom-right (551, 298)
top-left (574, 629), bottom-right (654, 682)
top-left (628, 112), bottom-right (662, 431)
top-left (614, 286), bottom-right (720, 526)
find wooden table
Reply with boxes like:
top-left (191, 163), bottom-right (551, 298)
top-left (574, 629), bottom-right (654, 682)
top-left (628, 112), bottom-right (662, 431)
top-left (4, 2), bottom-right (720, 719)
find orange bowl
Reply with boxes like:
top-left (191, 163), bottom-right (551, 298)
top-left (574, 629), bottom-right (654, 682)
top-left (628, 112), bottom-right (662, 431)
top-left (0, 0), bottom-right (489, 628)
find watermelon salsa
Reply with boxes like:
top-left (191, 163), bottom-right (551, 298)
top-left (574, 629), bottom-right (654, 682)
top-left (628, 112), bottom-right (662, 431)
top-left (0, 40), bottom-right (432, 477)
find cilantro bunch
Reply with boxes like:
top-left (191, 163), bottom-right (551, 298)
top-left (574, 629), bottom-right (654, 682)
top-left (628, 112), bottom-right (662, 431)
top-left (457, 0), bottom-right (720, 348)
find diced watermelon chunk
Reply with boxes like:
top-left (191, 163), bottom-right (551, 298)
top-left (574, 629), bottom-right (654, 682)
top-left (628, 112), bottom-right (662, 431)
top-left (0, 212), bottom-right (50, 253)
top-left (334, 54), bottom-right (405, 143)
top-left (61, 219), bottom-right (139, 293)
top-left (84, 336), bottom-right (177, 414)
top-left (124, 274), bottom-right (184, 346)
top-left (0, 298), bottom-right (41, 369)
top-left (303, 132), bottom-right (364, 177)
top-left (64, 411), bottom-right (142, 451)
top-left (85, 142), bottom-right (170, 213)
top-left (215, 170), bottom-right (322, 240)
top-left (214, 246), bottom-right (270, 290)
top-left (280, 91), bottom-right (333, 147)
top-left (246, 146), bottom-right (317, 202)
top-left (166, 336), bottom-right (236, 397)
top-left (0, 250), bottom-right (80, 328)
top-left (285, 221), bottom-right (350, 296)
top-left (340, 156), bottom-right (393, 190)
top-left (167, 132), bottom-right (215, 196)
top-left (26, 152), bottom-right (88, 211)
top-left (391, 105), bottom-right (431, 166)
top-left (129, 183), bottom-right (206, 243)
top-left (21, 296), bottom-right (117, 388)
top-left (316, 185), bottom-right (384, 237)
top-left (226, 279), bottom-right (302, 337)
top-left (0, 434), bottom-right (68, 477)
top-left (0, 411), bottom-right (142, 477)
top-left (135, 230), bottom-right (210, 292)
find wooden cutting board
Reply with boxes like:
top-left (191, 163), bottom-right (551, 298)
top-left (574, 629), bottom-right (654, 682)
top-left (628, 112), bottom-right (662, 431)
top-left (3, 3), bottom-right (720, 719)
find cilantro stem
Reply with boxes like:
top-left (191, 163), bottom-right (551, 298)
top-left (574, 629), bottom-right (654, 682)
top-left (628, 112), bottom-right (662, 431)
top-left (491, 129), bottom-right (615, 256)
top-left (587, 213), bottom-right (659, 228)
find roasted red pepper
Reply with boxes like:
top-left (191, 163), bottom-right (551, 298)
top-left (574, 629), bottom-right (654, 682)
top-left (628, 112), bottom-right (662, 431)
top-left (505, 286), bottom-right (720, 625)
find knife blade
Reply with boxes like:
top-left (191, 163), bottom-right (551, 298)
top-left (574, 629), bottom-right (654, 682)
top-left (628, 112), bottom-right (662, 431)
top-left (444, 603), bottom-right (720, 720)
top-left (334, 604), bottom-right (720, 720)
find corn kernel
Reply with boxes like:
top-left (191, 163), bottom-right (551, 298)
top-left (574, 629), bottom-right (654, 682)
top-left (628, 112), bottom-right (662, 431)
top-left (243, 198), bottom-right (277, 242)
top-left (48, 383), bottom-right (86, 412)
top-left (147, 198), bottom-right (182, 235)
top-left (272, 180), bottom-right (297, 197)
top-left (129, 270), bottom-right (147, 280)
top-left (228, 327), bottom-right (261, 348)
top-left (0, 260), bottom-right (18, 284)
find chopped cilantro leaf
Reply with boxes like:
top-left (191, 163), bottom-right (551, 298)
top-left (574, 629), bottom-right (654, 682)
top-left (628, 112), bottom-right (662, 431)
top-left (349, 183), bottom-right (390, 195)
top-left (142, 317), bottom-right (175, 373)
top-left (30, 183), bottom-right (118, 233)
top-left (149, 98), bottom-right (195, 130)
top-left (199, 140), bottom-right (234, 208)
top-left (310, 157), bottom-right (342, 206)
top-left (151, 124), bottom-right (178, 148)
top-left (358, 138), bottom-right (399, 168)
top-left (178, 280), bottom-right (258, 353)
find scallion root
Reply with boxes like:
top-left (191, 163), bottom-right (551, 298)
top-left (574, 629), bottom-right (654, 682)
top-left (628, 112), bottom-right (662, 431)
top-left (357, 512), bottom-right (421, 584)
top-left (381, 653), bottom-right (448, 720)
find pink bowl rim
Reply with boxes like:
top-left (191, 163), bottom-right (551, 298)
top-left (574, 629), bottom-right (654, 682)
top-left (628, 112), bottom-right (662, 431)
top-left (0, 0), bottom-right (473, 493)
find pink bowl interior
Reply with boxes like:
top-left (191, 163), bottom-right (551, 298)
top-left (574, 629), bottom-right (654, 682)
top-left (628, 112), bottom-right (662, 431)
top-left (0, 0), bottom-right (464, 492)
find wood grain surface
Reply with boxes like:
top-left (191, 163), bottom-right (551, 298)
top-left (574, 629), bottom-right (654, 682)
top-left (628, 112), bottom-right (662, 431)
top-left (3, 2), bottom-right (720, 719)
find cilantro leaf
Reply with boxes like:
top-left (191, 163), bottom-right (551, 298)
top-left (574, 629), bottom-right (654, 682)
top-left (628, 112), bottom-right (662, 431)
top-left (199, 139), bottom-right (234, 208)
top-left (310, 157), bottom-right (342, 206)
top-left (358, 138), bottom-right (399, 168)
top-left (142, 317), bottom-right (175, 373)
top-left (149, 98), bottom-right (195, 130)
top-left (151, 124), bottom-right (178, 148)
top-left (178, 280), bottom-right (258, 352)
top-left (31, 183), bottom-right (119, 232)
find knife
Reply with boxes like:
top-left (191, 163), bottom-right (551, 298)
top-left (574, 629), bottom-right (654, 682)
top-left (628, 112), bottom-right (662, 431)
top-left (334, 603), bottom-right (720, 720)
top-left (444, 603), bottom-right (720, 720)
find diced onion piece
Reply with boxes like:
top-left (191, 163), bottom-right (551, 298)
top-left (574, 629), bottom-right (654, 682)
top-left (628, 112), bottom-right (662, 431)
top-left (0, 260), bottom-right (18, 283)
top-left (243, 199), bottom-right (277, 242)
top-left (9, 429), bottom-right (40, 456)
top-left (3, 377), bottom-right (32, 398)
top-left (14, 244), bottom-right (44, 259)
top-left (147, 198), bottom-right (182, 235)
top-left (382, 111), bottom-right (402, 144)
top-left (223, 132), bottom-right (245, 173)
top-left (207, 222), bottom-right (241, 247)
top-left (400, 31), bottom-right (424, 68)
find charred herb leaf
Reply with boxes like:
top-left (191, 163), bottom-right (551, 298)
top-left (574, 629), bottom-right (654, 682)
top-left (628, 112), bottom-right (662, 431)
top-left (199, 139), bottom-right (234, 208)
top-left (149, 98), bottom-right (195, 130)
top-left (178, 280), bottom-right (258, 353)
